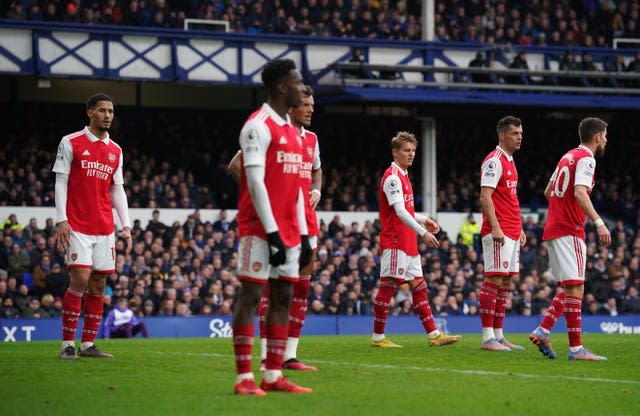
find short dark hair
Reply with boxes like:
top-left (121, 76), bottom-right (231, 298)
top-left (497, 116), bottom-right (522, 133)
top-left (86, 93), bottom-right (113, 110)
top-left (578, 117), bottom-right (607, 143)
top-left (302, 85), bottom-right (314, 97)
top-left (261, 59), bottom-right (297, 91)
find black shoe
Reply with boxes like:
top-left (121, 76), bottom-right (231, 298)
top-left (78, 345), bottom-right (113, 358)
top-left (60, 345), bottom-right (78, 360)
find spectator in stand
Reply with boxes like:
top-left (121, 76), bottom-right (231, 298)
top-left (104, 297), bottom-right (149, 339)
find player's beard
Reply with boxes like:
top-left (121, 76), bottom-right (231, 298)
top-left (595, 145), bottom-right (605, 157)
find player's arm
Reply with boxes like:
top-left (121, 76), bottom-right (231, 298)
top-left (573, 157), bottom-right (611, 246)
top-left (111, 150), bottom-right (132, 254)
top-left (241, 120), bottom-right (286, 265)
top-left (52, 138), bottom-right (72, 251)
top-left (228, 150), bottom-right (242, 183)
top-left (309, 167), bottom-right (322, 209)
top-left (297, 187), bottom-right (312, 265)
top-left (415, 213), bottom-right (440, 234)
top-left (309, 143), bottom-right (322, 209)
top-left (479, 157), bottom-right (504, 244)
top-left (383, 175), bottom-right (438, 248)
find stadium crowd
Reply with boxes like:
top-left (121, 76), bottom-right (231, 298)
top-left (1, 105), bottom-right (639, 322)
top-left (3, 0), bottom-right (640, 47)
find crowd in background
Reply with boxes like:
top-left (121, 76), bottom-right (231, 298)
top-left (1, 103), bottom-right (640, 321)
top-left (3, 0), bottom-right (640, 47)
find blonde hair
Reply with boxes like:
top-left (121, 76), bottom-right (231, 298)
top-left (391, 131), bottom-right (417, 150)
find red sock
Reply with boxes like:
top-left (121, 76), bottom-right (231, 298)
top-left (288, 278), bottom-right (310, 338)
top-left (493, 287), bottom-right (509, 331)
top-left (232, 324), bottom-right (254, 374)
top-left (373, 277), bottom-right (397, 334)
top-left (541, 290), bottom-right (565, 332)
top-left (61, 288), bottom-right (83, 341)
top-left (564, 295), bottom-right (583, 348)
top-left (479, 281), bottom-right (500, 328)
top-left (265, 323), bottom-right (288, 370)
top-left (81, 292), bottom-right (104, 343)
top-left (257, 285), bottom-right (269, 339)
top-left (411, 278), bottom-right (437, 333)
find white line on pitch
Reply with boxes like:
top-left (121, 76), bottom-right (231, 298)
top-left (150, 351), bottom-right (640, 385)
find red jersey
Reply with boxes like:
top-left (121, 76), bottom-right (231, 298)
top-left (543, 146), bottom-right (596, 241)
top-left (52, 127), bottom-right (123, 235)
top-left (300, 128), bottom-right (321, 238)
top-left (379, 162), bottom-right (418, 256)
top-left (480, 146), bottom-right (522, 240)
top-left (237, 104), bottom-right (303, 247)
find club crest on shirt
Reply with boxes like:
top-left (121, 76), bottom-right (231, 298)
top-left (503, 261), bottom-right (509, 268)
top-left (306, 146), bottom-right (313, 156)
top-left (71, 253), bottom-right (78, 261)
top-left (108, 152), bottom-right (116, 163)
top-left (252, 261), bottom-right (262, 272)
top-left (398, 268), bottom-right (405, 275)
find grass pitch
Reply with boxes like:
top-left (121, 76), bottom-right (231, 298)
top-left (2, 334), bottom-right (639, 416)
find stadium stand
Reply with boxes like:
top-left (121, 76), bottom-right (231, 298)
top-left (1, 103), bottom-right (639, 320)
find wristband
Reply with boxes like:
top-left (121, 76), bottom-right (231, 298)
top-left (594, 218), bottom-right (604, 227)
top-left (310, 189), bottom-right (321, 198)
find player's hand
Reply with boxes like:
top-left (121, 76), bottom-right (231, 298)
top-left (54, 221), bottom-right (71, 252)
top-left (422, 231), bottom-right (439, 248)
top-left (519, 230), bottom-right (526, 247)
top-left (299, 235), bottom-right (312, 267)
top-left (266, 231), bottom-right (286, 267)
top-left (309, 190), bottom-right (321, 210)
top-left (492, 226), bottom-right (505, 246)
top-left (597, 224), bottom-right (611, 247)
top-left (123, 226), bottom-right (133, 254)
top-left (424, 218), bottom-right (440, 234)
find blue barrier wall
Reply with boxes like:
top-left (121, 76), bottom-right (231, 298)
top-left (2, 315), bottom-right (639, 342)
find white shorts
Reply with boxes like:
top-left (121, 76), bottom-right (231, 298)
top-left (67, 230), bottom-right (116, 273)
top-left (380, 249), bottom-right (422, 281)
top-left (546, 236), bottom-right (586, 287)
top-left (238, 235), bottom-right (301, 283)
top-left (482, 234), bottom-right (520, 276)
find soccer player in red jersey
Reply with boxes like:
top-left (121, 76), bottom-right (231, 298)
top-left (231, 59), bottom-right (312, 396)
top-left (530, 117), bottom-right (610, 361)
top-left (53, 93), bottom-right (133, 360)
top-left (371, 131), bottom-right (461, 348)
top-left (478, 116), bottom-right (526, 352)
top-left (229, 86), bottom-right (322, 372)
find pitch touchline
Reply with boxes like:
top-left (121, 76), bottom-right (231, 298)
top-left (150, 351), bottom-right (640, 385)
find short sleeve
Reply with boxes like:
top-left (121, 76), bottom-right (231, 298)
top-left (239, 119), bottom-right (271, 168)
top-left (52, 137), bottom-right (72, 175)
top-left (382, 174), bottom-right (404, 206)
top-left (112, 148), bottom-right (124, 186)
top-left (574, 156), bottom-right (596, 189)
top-left (480, 157), bottom-right (503, 188)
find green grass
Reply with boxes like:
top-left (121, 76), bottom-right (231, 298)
top-left (2, 334), bottom-right (639, 416)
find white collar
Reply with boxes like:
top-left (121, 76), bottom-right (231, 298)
top-left (579, 144), bottom-right (594, 157)
top-left (391, 161), bottom-right (408, 175)
top-left (497, 146), bottom-right (513, 161)
top-left (261, 103), bottom-right (290, 126)
top-left (84, 126), bottom-right (110, 144)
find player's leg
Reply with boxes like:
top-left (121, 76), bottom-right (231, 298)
top-left (234, 235), bottom-right (269, 396)
top-left (407, 271), bottom-right (461, 347)
top-left (78, 234), bottom-right (115, 358)
top-left (60, 231), bottom-right (92, 360)
top-left (260, 244), bottom-right (311, 393)
top-left (480, 235), bottom-right (512, 351)
top-left (371, 249), bottom-right (401, 347)
top-left (283, 242), bottom-right (316, 371)
top-left (258, 284), bottom-right (269, 366)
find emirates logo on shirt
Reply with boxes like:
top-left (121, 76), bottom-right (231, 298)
top-left (108, 152), bottom-right (116, 163)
